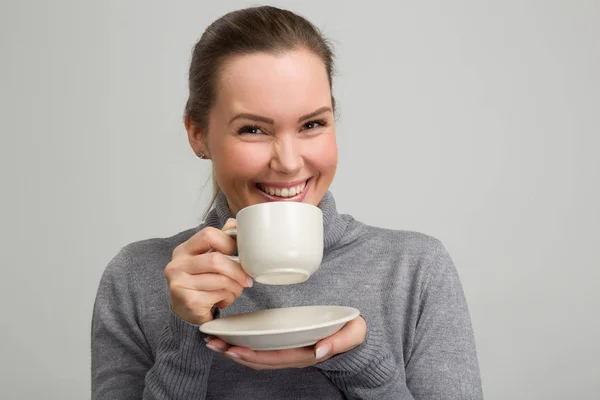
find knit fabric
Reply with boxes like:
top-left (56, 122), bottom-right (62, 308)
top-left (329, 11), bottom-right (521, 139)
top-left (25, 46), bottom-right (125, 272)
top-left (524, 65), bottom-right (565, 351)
top-left (92, 191), bottom-right (483, 399)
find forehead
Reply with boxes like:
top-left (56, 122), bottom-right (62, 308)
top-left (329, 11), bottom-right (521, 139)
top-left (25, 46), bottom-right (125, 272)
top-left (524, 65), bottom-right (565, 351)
top-left (215, 49), bottom-right (332, 119)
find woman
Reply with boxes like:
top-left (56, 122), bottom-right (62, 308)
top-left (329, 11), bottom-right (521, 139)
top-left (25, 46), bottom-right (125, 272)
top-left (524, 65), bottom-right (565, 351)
top-left (92, 6), bottom-right (483, 399)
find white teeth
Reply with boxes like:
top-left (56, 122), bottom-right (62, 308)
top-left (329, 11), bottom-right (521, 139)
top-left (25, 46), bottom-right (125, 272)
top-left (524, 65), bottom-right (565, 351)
top-left (260, 181), bottom-right (308, 197)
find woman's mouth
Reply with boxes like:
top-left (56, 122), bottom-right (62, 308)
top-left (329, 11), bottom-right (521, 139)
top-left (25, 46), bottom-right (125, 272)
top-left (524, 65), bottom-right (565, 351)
top-left (256, 178), bottom-right (310, 199)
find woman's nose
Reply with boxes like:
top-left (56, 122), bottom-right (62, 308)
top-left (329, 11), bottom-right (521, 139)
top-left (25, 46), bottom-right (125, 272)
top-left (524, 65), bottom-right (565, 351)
top-left (269, 136), bottom-right (304, 175)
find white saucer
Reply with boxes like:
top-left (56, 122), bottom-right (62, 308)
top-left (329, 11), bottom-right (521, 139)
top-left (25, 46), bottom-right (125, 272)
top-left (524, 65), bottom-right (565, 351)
top-left (199, 305), bottom-right (360, 351)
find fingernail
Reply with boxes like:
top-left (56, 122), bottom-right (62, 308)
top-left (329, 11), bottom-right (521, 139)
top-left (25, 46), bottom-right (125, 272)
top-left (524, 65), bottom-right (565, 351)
top-left (246, 277), bottom-right (254, 288)
top-left (206, 344), bottom-right (221, 353)
top-left (315, 344), bottom-right (331, 360)
top-left (225, 351), bottom-right (241, 359)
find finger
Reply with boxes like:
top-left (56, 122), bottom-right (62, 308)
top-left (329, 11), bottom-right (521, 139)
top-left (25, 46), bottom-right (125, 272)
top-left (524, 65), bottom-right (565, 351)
top-left (188, 289), bottom-right (236, 313)
top-left (314, 316), bottom-right (367, 360)
top-left (170, 290), bottom-right (235, 324)
top-left (224, 346), bottom-right (316, 367)
top-left (205, 338), bottom-right (317, 369)
top-left (221, 218), bottom-right (237, 232)
top-left (222, 353), bottom-right (316, 370)
top-left (205, 337), bottom-right (231, 353)
top-left (223, 356), bottom-right (311, 370)
top-left (170, 252), bottom-right (252, 288)
top-left (173, 227), bottom-right (236, 258)
top-left (174, 273), bottom-right (244, 298)
top-left (215, 300), bottom-right (229, 309)
top-left (215, 294), bottom-right (238, 309)
top-left (197, 252), bottom-right (252, 288)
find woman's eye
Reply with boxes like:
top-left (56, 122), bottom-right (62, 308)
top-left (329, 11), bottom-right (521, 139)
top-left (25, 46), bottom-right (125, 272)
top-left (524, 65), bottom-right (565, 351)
top-left (238, 125), bottom-right (264, 135)
top-left (301, 119), bottom-right (326, 131)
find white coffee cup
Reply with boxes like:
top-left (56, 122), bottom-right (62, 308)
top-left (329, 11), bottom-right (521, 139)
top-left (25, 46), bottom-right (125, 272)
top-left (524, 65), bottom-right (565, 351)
top-left (224, 201), bottom-right (323, 285)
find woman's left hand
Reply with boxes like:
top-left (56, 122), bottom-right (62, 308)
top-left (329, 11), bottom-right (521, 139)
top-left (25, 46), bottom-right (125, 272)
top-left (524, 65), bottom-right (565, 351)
top-left (205, 316), bottom-right (367, 370)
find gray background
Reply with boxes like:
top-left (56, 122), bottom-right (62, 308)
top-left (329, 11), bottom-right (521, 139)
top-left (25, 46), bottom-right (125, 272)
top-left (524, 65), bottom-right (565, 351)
top-left (1, 1), bottom-right (598, 399)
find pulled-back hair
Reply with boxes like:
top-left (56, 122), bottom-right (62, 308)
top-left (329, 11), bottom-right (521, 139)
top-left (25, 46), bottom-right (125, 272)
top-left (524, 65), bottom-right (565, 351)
top-left (183, 6), bottom-right (336, 217)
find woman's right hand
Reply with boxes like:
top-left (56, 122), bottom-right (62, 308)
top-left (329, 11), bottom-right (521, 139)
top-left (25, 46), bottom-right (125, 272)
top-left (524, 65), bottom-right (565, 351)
top-left (165, 218), bottom-right (253, 325)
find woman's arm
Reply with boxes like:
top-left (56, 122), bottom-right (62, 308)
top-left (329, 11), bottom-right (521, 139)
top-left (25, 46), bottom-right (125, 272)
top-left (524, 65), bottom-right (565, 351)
top-left (315, 240), bottom-right (483, 399)
top-left (91, 247), bottom-right (215, 400)
top-left (404, 241), bottom-right (483, 399)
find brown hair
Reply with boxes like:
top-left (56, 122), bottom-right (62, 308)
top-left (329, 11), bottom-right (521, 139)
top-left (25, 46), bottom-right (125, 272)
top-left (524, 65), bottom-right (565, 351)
top-left (183, 6), bottom-right (336, 218)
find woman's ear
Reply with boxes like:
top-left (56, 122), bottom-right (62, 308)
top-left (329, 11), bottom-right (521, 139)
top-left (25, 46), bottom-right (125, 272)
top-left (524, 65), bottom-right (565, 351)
top-left (185, 116), bottom-right (210, 159)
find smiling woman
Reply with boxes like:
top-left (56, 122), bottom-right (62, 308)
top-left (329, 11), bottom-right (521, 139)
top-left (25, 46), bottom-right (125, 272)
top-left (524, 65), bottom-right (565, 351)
top-left (91, 5), bottom-right (483, 400)
top-left (188, 47), bottom-right (338, 216)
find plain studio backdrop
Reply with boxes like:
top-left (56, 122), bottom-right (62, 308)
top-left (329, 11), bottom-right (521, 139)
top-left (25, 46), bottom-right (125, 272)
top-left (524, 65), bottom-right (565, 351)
top-left (1, 1), bottom-right (598, 399)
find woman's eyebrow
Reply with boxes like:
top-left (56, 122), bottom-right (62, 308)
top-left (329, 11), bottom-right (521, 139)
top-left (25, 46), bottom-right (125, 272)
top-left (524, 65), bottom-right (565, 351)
top-left (229, 113), bottom-right (274, 125)
top-left (228, 106), bottom-right (332, 125)
top-left (298, 106), bottom-right (332, 122)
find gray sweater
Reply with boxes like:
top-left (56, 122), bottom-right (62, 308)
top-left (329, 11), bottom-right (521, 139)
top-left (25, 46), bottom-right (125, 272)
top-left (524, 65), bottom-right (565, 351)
top-left (92, 192), bottom-right (483, 399)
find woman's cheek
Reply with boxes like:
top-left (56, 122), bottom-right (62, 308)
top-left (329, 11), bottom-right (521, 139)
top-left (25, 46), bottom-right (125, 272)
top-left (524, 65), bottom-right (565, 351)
top-left (310, 133), bottom-right (338, 170)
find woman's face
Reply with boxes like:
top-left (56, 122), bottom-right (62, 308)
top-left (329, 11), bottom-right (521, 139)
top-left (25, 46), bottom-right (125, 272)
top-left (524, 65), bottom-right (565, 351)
top-left (188, 49), bottom-right (338, 215)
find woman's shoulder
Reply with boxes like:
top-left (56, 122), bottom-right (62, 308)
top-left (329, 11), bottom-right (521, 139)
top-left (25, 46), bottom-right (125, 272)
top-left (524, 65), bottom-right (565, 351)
top-left (348, 218), bottom-right (447, 260)
top-left (125, 226), bottom-right (199, 259)
top-left (102, 226), bottom-right (200, 280)
top-left (346, 220), bottom-right (460, 292)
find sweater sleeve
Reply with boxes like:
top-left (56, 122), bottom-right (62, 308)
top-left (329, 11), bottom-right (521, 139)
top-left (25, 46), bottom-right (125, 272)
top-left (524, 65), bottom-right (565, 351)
top-left (313, 240), bottom-right (483, 400)
top-left (313, 322), bottom-right (409, 399)
top-left (405, 241), bottom-right (483, 399)
top-left (91, 246), bottom-right (215, 400)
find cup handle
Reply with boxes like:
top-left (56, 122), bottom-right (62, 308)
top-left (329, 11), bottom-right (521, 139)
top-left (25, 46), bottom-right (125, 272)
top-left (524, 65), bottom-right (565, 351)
top-left (222, 229), bottom-right (239, 263)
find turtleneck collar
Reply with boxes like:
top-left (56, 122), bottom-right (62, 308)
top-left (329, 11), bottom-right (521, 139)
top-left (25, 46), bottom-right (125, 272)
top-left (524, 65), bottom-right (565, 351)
top-left (202, 191), bottom-right (350, 251)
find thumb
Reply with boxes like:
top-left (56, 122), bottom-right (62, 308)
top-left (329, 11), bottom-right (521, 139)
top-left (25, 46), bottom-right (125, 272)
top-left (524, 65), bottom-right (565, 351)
top-left (222, 217), bottom-right (237, 232)
top-left (314, 316), bottom-right (366, 360)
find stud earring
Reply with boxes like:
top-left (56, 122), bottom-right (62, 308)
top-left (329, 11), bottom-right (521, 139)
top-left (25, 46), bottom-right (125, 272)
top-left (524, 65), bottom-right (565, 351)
top-left (198, 152), bottom-right (205, 159)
